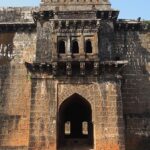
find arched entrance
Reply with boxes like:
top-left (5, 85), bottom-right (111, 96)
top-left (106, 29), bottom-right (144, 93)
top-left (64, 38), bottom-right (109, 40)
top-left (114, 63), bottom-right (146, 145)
top-left (58, 93), bottom-right (93, 149)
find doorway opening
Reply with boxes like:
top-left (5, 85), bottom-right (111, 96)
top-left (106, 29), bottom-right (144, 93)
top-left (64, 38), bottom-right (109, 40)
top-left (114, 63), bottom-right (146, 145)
top-left (58, 93), bottom-right (93, 148)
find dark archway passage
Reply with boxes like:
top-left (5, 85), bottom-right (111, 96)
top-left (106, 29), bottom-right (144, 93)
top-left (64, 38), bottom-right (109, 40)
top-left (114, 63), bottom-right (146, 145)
top-left (58, 93), bottom-right (93, 149)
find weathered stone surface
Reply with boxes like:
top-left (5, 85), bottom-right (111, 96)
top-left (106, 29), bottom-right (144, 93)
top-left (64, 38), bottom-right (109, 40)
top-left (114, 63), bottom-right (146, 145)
top-left (113, 30), bottom-right (150, 150)
top-left (0, 0), bottom-right (149, 150)
top-left (0, 30), bottom-right (36, 148)
top-left (40, 0), bottom-right (111, 11)
top-left (0, 7), bottom-right (38, 23)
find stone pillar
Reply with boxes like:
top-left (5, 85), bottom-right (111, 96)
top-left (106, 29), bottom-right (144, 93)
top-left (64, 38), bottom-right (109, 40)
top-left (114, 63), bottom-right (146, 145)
top-left (80, 34), bottom-right (85, 60)
top-left (51, 33), bottom-right (58, 61)
top-left (67, 36), bottom-right (72, 59)
top-left (93, 33), bottom-right (99, 59)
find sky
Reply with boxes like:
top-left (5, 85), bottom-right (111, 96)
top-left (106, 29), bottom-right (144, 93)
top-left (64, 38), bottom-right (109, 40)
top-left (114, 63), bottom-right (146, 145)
top-left (0, 0), bottom-right (149, 20)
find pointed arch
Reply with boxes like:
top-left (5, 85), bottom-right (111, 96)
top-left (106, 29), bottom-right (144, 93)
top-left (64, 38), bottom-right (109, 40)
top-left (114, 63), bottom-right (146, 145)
top-left (85, 39), bottom-right (92, 53)
top-left (71, 40), bottom-right (79, 53)
top-left (58, 93), bottom-right (93, 148)
top-left (58, 40), bottom-right (65, 53)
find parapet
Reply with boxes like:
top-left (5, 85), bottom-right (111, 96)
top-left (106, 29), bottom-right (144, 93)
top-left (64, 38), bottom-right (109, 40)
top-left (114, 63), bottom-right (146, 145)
top-left (40, 0), bottom-right (112, 11)
top-left (0, 7), bottom-right (39, 24)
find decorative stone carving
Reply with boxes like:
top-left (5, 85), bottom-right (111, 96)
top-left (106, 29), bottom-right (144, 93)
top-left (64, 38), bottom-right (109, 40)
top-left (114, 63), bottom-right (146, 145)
top-left (52, 62), bottom-right (58, 75)
top-left (66, 62), bottom-right (72, 76)
top-left (94, 62), bottom-right (100, 75)
top-left (80, 62), bottom-right (85, 76)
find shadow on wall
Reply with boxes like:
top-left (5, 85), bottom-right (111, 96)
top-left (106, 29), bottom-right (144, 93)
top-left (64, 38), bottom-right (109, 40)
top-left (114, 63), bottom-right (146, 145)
top-left (114, 30), bottom-right (150, 150)
top-left (0, 32), bottom-right (15, 111)
top-left (99, 21), bottom-right (115, 61)
top-left (0, 32), bottom-right (16, 147)
top-left (115, 31), bottom-right (150, 75)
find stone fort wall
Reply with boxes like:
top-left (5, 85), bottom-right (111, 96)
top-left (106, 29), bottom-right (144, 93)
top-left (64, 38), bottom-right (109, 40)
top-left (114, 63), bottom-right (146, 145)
top-left (0, 7), bottom-right (149, 150)
top-left (114, 30), bottom-right (150, 150)
top-left (0, 8), bottom-right (36, 150)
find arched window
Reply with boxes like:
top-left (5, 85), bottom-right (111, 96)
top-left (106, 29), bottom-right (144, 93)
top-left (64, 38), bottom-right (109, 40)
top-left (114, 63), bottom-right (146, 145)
top-left (71, 40), bottom-right (79, 53)
top-left (58, 40), bottom-right (65, 54)
top-left (85, 40), bottom-right (92, 53)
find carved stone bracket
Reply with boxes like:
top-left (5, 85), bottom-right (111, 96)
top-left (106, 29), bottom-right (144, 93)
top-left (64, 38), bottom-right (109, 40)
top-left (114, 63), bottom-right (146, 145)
top-left (52, 62), bottom-right (58, 75)
top-left (48, 19), bottom-right (101, 33)
top-left (66, 62), bottom-right (72, 76)
top-left (25, 60), bottom-right (128, 77)
top-left (80, 62), bottom-right (85, 76)
top-left (94, 62), bottom-right (100, 75)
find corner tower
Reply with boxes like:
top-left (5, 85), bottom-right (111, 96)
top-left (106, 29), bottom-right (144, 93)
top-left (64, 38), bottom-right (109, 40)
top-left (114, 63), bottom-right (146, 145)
top-left (26, 0), bottom-right (126, 150)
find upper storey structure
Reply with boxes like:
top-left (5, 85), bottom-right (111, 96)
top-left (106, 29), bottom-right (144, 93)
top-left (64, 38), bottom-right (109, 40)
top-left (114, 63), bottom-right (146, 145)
top-left (40, 0), bottom-right (112, 11)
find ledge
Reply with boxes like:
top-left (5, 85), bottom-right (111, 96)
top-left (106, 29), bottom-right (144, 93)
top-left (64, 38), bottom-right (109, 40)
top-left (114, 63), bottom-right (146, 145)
top-left (115, 19), bottom-right (150, 31)
top-left (25, 60), bottom-right (128, 76)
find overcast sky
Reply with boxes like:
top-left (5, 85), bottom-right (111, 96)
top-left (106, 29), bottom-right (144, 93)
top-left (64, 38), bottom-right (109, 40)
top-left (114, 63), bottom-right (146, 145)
top-left (0, 0), bottom-right (149, 20)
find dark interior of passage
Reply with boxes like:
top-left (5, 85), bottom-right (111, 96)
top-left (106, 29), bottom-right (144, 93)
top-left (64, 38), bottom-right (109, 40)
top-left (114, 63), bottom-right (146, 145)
top-left (58, 93), bottom-right (93, 148)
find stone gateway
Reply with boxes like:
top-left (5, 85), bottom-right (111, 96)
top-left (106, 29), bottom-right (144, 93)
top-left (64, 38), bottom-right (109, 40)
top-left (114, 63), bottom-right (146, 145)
top-left (0, 0), bottom-right (150, 150)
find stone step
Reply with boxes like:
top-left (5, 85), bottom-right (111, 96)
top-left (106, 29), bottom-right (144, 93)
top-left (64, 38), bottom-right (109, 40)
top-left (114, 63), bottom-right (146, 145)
top-left (60, 146), bottom-right (93, 150)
